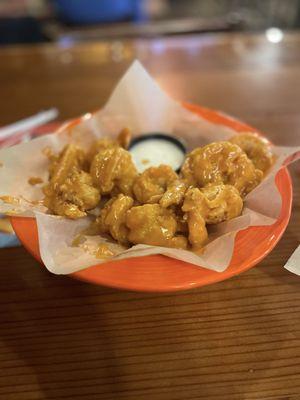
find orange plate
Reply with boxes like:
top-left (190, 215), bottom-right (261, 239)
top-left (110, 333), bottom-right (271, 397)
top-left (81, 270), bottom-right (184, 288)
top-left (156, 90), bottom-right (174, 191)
top-left (11, 104), bottom-right (292, 292)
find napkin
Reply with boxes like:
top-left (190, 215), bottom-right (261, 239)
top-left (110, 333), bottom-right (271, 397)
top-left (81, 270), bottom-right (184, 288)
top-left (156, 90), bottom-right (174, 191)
top-left (0, 61), bottom-right (299, 274)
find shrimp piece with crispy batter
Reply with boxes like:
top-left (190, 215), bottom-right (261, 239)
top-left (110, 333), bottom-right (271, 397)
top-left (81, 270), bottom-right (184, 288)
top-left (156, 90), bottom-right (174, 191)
top-left (181, 141), bottom-right (263, 196)
top-left (126, 203), bottom-right (187, 249)
top-left (133, 165), bottom-right (178, 204)
top-left (90, 147), bottom-right (137, 196)
top-left (43, 144), bottom-right (100, 218)
top-left (230, 132), bottom-right (274, 173)
top-left (182, 184), bottom-right (243, 249)
top-left (96, 194), bottom-right (134, 245)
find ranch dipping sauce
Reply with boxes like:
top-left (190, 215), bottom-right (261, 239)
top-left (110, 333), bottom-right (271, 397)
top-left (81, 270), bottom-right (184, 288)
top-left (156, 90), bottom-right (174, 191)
top-left (129, 133), bottom-right (186, 173)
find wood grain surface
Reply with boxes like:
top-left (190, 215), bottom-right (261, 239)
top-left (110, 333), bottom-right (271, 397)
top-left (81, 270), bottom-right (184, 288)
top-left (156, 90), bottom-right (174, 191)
top-left (0, 32), bottom-right (300, 400)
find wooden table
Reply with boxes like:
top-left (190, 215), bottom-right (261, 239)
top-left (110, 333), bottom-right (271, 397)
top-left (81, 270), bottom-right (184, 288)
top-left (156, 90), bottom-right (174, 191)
top-left (0, 33), bottom-right (300, 400)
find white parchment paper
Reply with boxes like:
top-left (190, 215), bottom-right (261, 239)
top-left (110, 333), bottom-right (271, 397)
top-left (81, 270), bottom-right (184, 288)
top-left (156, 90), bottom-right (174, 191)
top-left (284, 245), bottom-right (300, 275)
top-left (0, 61), bottom-right (299, 274)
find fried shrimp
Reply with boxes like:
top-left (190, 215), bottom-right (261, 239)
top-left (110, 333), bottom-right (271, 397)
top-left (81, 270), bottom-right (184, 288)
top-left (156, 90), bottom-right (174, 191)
top-left (42, 127), bottom-right (274, 254)
top-left (43, 144), bottom-right (100, 218)
top-left (96, 194), bottom-right (134, 245)
top-left (126, 203), bottom-right (187, 249)
top-left (90, 147), bottom-right (137, 196)
top-left (133, 165), bottom-right (178, 204)
top-left (181, 141), bottom-right (263, 196)
top-left (230, 132), bottom-right (274, 173)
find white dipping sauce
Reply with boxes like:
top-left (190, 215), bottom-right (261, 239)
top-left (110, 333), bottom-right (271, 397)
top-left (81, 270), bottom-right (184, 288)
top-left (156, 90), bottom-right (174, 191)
top-left (130, 138), bottom-right (185, 173)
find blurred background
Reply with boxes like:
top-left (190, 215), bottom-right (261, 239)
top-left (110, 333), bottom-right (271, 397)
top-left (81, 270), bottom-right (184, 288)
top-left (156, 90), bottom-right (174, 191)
top-left (0, 0), bottom-right (300, 46)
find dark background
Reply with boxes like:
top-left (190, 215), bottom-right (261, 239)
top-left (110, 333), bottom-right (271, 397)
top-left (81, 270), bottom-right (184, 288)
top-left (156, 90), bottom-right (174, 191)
top-left (1, 0), bottom-right (300, 45)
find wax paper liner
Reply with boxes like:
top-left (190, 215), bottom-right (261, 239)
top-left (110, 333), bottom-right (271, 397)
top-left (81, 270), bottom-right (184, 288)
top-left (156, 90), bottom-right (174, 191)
top-left (284, 245), bottom-right (300, 275)
top-left (0, 61), bottom-right (299, 274)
